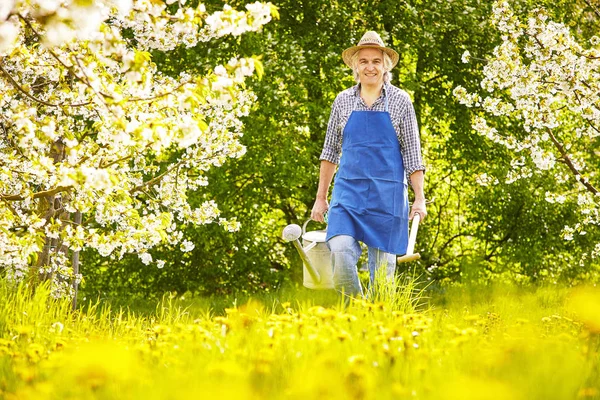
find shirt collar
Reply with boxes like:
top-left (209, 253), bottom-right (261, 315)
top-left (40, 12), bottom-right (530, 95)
top-left (353, 82), bottom-right (389, 97)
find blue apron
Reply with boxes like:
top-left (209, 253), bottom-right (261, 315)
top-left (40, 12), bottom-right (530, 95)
top-left (326, 91), bottom-right (409, 255)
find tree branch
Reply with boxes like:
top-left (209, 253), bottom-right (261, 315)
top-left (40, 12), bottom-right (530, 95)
top-left (15, 14), bottom-right (99, 109)
top-left (1, 197), bottom-right (21, 219)
top-left (582, 0), bottom-right (600, 20)
top-left (18, 15), bottom-right (72, 71)
top-left (439, 233), bottom-right (471, 256)
top-left (546, 128), bottom-right (599, 195)
top-left (0, 63), bottom-right (87, 108)
top-left (73, 55), bottom-right (115, 115)
top-left (484, 201), bottom-right (525, 261)
top-left (1, 186), bottom-right (71, 201)
top-left (130, 160), bottom-right (184, 194)
top-left (127, 80), bottom-right (192, 103)
top-left (573, 91), bottom-right (600, 134)
top-left (100, 143), bottom-right (152, 169)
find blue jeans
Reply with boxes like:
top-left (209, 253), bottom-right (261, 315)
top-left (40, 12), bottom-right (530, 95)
top-left (327, 235), bottom-right (396, 297)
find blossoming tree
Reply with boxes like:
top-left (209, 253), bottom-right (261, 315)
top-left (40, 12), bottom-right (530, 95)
top-left (0, 0), bottom-right (276, 298)
top-left (454, 1), bottom-right (600, 258)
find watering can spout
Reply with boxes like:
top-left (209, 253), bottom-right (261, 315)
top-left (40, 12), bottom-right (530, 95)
top-left (282, 224), bottom-right (321, 283)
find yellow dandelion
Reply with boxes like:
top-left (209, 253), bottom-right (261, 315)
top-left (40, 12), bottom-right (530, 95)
top-left (567, 286), bottom-right (600, 334)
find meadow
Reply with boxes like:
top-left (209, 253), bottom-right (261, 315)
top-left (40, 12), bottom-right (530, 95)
top-left (0, 278), bottom-right (599, 400)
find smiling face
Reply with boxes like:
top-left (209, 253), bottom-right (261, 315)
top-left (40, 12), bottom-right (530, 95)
top-left (355, 48), bottom-right (386, 87)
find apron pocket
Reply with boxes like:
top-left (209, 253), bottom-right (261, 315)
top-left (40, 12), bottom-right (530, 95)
top-left (366, 179), bottom-right (400, 216)
top-left (333, 178), bottom-right (369, 212)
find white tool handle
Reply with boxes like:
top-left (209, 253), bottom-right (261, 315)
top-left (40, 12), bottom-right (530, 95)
top-left (406, 213), bottom-right (421, 255)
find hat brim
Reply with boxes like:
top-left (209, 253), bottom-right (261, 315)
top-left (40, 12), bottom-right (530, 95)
top-left (342, 45), bottom-right (399, 69)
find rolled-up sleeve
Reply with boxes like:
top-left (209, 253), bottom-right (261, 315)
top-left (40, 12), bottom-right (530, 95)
top-left (319, 97), bottom-right (342, 164)
top-left (399, 99), bottom-right (426, 180)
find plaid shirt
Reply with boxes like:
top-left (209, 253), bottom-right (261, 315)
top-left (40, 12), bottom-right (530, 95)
top-left (320, 82), bottom-right (425, 183)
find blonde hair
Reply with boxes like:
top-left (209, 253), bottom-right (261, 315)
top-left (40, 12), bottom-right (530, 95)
top-left (351, 49), bottom-right (394, 83)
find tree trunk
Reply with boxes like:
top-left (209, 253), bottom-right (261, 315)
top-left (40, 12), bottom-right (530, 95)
top-left (72, 211), bottom-right (82, 309)
top-left (33, 139), bottom-right (76, 300)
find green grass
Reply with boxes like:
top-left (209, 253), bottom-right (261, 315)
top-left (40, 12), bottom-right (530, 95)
top-left (0, 278), bottom-right (599, 399)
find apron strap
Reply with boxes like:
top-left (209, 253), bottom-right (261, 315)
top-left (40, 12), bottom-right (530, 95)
top-left (384, 89), bottom-right (389, 113)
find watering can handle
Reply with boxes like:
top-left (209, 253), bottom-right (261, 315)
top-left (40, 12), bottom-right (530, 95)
top-left (302, 218), bottom-right (326, 236)
top-left (302, 219), bottom-right (311, 236)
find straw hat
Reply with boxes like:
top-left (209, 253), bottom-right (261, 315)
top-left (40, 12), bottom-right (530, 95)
top-left (342, 31), bottom-right (399, 69)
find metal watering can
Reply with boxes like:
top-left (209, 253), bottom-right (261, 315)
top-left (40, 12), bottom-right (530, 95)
top-left (282, 219), bottom-right (334, 289)
top-left (283, 215), bottom-right (423, 290)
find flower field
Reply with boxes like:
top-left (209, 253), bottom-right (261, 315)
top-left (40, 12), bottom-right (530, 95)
top-left (0, 280), bottom-right (599, 400)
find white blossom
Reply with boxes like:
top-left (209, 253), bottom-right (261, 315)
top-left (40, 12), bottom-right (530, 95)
top-left (454, 1), bottom-right (600, 247)
top-left (180, 240), bottom-right (195, 252)
top-left (475, 173), bottom-right (494, 186)
top-left (0, 0), bottom-right (275, 298)
top-left (562, 225), bottom-right (574, 241)
top-left (219, 217), bottom-right (241, 232)
top-left (0, 17), bottom-right (19, 54)
top-left (461, 50), bottom-right (471, 63)
top-left (0, 1), bottom-right (14, 22)
top-left (139, 252), bottom-right (153, 265)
